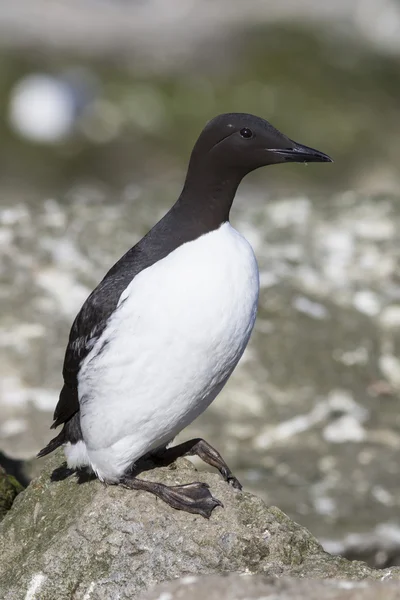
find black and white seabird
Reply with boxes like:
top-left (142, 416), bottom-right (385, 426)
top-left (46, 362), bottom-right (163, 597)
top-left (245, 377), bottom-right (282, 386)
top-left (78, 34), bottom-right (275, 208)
top-left (38, 113), bottom-right (332, 517)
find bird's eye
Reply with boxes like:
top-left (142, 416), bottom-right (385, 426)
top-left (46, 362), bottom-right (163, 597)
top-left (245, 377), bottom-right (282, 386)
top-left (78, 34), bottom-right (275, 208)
top-left (240, 128), bottom-right (253, 139)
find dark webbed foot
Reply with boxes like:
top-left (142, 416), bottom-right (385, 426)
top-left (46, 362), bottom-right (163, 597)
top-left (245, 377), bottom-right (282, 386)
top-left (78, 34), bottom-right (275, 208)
top-left (152, 438), bottom-right (242, 490)
top-left (121, 476), bottom-right (222, 518)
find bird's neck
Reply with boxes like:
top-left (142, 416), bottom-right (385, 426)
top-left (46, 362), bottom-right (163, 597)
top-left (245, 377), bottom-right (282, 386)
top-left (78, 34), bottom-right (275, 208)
top-left (172, 165), bottom-right (244, 231)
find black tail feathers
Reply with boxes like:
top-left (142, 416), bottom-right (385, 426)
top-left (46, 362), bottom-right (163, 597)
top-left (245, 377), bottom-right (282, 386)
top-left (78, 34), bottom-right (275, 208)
top-left (37, 429), bottom-right (65, 458)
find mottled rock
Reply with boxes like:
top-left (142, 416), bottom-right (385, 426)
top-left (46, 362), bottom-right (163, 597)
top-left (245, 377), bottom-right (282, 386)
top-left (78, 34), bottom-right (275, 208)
top-left (0, 452), bottom-right (399, 600)
top-left (139, 573), bottom-right (400, 600)
top-left (0, 464), bottom-right (24, 521)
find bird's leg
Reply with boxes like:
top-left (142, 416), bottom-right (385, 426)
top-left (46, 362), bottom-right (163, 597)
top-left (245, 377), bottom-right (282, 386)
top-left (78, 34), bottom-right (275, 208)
top-left (153, 438), bottom-right (242, 490)
top-left (120, 475), bottom-right (222, 518)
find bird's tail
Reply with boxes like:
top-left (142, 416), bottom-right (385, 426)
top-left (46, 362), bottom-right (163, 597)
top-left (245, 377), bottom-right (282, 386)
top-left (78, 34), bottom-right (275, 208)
top-left (37, 428), bottom-right (66, 458)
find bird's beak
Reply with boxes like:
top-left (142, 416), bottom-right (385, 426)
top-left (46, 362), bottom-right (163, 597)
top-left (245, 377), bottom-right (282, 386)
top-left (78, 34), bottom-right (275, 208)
top-left (269, 141), bottom-right (333, 163)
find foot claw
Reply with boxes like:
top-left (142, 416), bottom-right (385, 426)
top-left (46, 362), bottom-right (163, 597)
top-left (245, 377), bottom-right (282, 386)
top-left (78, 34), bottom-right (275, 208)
top-left (163, 481), bottom-right (222, 518)
top-left (221, 468), bottom-right (242, 490)
top-left (227, 476), bottom-right (242, 490)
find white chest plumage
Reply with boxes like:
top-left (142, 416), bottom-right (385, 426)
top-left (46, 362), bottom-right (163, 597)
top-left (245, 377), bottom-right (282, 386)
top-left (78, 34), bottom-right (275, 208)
top-left (66, 222), bottom-right (259, 481)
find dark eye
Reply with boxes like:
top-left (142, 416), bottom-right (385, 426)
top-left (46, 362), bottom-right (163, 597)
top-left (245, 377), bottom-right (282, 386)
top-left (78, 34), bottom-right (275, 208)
top-left (240, 128), bottom-right (253, 139)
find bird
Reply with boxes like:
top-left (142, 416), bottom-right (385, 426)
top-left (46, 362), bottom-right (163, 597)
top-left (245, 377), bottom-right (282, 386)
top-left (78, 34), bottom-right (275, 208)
top-left (38, 113), bottom-right (332, 518)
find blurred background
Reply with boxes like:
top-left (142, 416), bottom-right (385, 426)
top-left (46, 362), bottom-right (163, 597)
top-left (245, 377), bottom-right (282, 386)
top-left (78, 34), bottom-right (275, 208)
top-left (1, 0), bottom-right (400, 568)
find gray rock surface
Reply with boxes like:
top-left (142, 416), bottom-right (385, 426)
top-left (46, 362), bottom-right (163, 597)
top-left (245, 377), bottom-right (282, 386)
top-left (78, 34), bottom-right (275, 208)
top-left (139, 573), bottom-right (400, 600)
top-left (0, 452), bottom-right (399, 600)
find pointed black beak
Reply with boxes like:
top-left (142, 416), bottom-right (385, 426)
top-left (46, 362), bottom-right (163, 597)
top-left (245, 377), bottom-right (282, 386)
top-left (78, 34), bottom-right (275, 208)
top-left (270, 141), bottom-right (333, 164)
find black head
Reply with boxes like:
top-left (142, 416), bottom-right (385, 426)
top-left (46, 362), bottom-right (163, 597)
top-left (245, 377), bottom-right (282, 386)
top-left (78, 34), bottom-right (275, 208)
top-left (188, 112), bottom-right (332, 176)
top-left (174, 112), bottom-right (332, 230)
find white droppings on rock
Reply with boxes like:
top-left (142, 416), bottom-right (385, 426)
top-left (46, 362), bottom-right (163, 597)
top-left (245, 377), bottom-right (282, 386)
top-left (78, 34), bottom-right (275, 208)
top-left (24, 573), bottom-right (46, 600)
top-left (293, 295), bottom-right (328, 319)
top-left (323, 415), bottom-right (366, 444)
top-left (353, 290), bottom-right (381, 316)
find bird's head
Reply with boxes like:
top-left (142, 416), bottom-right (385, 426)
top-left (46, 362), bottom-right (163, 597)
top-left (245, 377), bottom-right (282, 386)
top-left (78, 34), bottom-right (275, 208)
top-left (189, 112), bottom-right (332, 176)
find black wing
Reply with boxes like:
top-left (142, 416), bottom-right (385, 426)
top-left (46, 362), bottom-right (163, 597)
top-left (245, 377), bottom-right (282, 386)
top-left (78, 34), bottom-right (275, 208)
top-left (52, 263), bottom-right (139, 429)
top-left (39, 206), bottom-right (202, 454)
top-left (49, 228), bottom-right (171, 431)
top-left (38, 274), bottom-right (127, 457)
top-left (38, 244), bottom-right (151, 457)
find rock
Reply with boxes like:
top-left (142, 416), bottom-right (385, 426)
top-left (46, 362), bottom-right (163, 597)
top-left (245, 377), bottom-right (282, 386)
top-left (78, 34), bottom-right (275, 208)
top-left (0, 464), bottom-right (24, 521)
top-left (139, 573), bottom-right (400, 600)
top-left (0, 452), bottom-right (399, 600)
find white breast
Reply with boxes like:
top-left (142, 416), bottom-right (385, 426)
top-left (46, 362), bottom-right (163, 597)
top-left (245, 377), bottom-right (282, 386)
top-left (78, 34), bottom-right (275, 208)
top-left (70, 222), bottom-right (259, 481)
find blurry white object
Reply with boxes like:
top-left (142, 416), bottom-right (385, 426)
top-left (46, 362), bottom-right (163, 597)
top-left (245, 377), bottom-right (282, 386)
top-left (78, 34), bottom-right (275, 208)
top-left (8, 70), bottom-right (97, 144)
